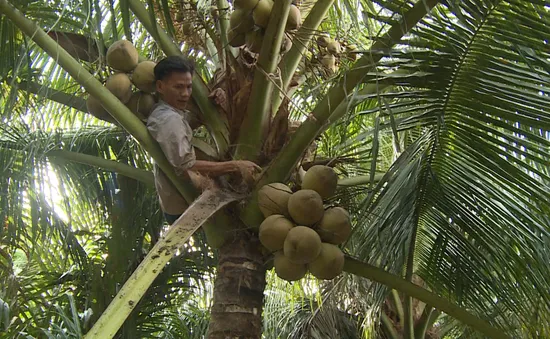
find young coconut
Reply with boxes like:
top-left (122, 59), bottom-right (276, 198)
top-left (86, 95), bottom-right (107, 120)
top-left (327, 40), bottom-right (341, 55)
top-left (274, 251), bottom-right (307, 281)
top-left (252, 0), bottom-right (273, 28)
top-left (105, 73), bottom-right (133, 103)
top-left (126, 91), bottom-right (156, 119)
top-left (228, 29), bottom-right (246, 47)
top-left (321, 54), bottom-right (336, 70)
top-left (287, 189), bottom-right (324, 226)
top-left (131, 61), bottom-right (156, 93)
top-left (259, 215), bottom-right (295, 252)
top-left (106, 40), bottom-right (139, 72)
top-left (308, 243), bottom-right (345, 280)
top-left (280, 36), bottom-right (292, 54)
top-left (301, 165), bottom-right (338, 199)
top-left (257, 183), bottom-right (292, 217)
top-left (234, 0), bottom-right (259, 11)
top-left (283, 226), bottom-right (322, 264)
top-left (316, 207), bottom-right (351, 245)
top-left (230, 9), bottom-right (255, 34)
top-left (317, 35), bottom-right (331, 48)
top-left (245, 29), bottom-right (264, 53)
top-left (286, 5), bottom-right (301, 31)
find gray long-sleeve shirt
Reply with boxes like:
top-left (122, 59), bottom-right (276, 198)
top-left (147, 100), bottom-right (196, 215)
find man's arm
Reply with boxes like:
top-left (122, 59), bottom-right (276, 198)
top-left (188, 160), bottom-right (262, 180)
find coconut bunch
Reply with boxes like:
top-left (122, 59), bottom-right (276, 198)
top-left (227, 0), bottom-right (301, 55)
top-left (85, 40), bottom-right (158, 122)
top-left (316, 35), bottom-right (359, 74)
top-left (257, 165), bottom-right (352, 282)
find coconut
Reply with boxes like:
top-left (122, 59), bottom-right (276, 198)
top-left (106, 40), bottom-right (139, 72)
top-left (308, 243), bottom-right (345, 280)
top-left (228, 29), bottom-right (246, 47)
top-left (327, 41), bottom-right (341, 55)
top-left (283, 226), bottom-right (322, 264)
top-left (316, 207), bottom-right (351, 245)
top-left (252, 0), bottom-right (273, 28)
top-left (317, 36), bottom-right (331, 48)
top-left (105, 73), bottom-right (133, 103)
top-left (230, 9), bottom-right (255, 34)
top-left (301, 165), bottom-right (338, 199)
top-left (126, 91), bottom-right (156, 119)
top-left (280, 36), bottom-right (292, 54)
top-left (234, 0), bottom-right (259, 11)
top-left (286, 5), bottom-right (301, 31)
top-left (321, 54), bottom-right (336, 71)
top-left (86, 95), bottom-right (107, 119)
top-left (257, 183), bottom-right (292, 217)
top-left (245, 29), bottom-right (264, 53)
top-left (287, 189), bottom-right (324, 226)
top-left (131, 61), bottom-right (156, 93)
top-left (259, 215), bottom-right (294, 252)
top-left (274, 251), bottom-right (307, 281)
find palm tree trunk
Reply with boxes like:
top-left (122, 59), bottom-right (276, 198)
top-left (207, 229), bottom-right (266, 338)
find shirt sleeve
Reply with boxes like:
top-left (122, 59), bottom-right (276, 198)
top-left (147, 111), bottom-right (196, 176)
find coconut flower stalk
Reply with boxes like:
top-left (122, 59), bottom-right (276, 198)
top-left (84, 189), bottom-right (242, 339)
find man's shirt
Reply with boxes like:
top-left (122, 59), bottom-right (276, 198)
top-left (147, 100), bottom-right (196, 215)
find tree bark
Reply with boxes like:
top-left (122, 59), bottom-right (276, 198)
top-left (207, 229), bottom-right (266, 338)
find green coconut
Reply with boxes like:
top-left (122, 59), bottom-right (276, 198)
top-left (228, 29), bottom-right (246, 47)
top-left (126, 91), bottom-right (156, 119)
top-left (131, 61), bottom-right (156, 93)
top-left (274, 251), bottom-right (307, 281)
top-left (301, 165), bottom-right (338, 199)
top-left (286, 5), bottom-right (301, 31)
top-left (245, 29), bottom-right (264, 53)
top-left (252, 0), bottom-right (273, 28)
top-left (105, 73), bottom-right (133, 103)
top-left (283, 226), bottom-right (322, 264)
top-left (257, 183), bottom-right (292, 217)
top-left (234, 0), bottom-right (259, 11)
top-left (86, 95), bottom-right (107, 119)
top-left (230, 9), bottom-right (255, 34)
top-left (287, 189), bottom-right (324, 226)
top-left (316, 207), bottom-right (351, 245)
top-left (327, 40), bottom-right (341, 55)
top-left (280, 36), bottom-right (292, 54)
top-left (106, 40), bottom-right (139, 72)
top-left (317, 35), bottom-right (331, 48)
top-left (308, 243), bottom-right (345, 280)
top-left (259, 215), bottom-right (295, 252)
top-left (320, 54), bottom-right (336, 70)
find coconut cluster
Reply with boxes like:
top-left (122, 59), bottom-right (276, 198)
top-left (257, 165), bottom-right (352, 282)
top-left (85, 40), bottom-right (158, 122)
top-left (316, 35), bottom-right (359, 74)
top-left (227, 0), bottom-right (301, 55)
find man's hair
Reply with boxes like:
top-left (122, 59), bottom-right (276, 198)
top-left (154, 56), bottom-right (195, 81)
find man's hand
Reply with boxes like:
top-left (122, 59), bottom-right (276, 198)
top-left (232, 160), bottom-right (262, 184)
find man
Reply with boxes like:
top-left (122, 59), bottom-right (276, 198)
top-left (147, 56), bottom-right (260, 224)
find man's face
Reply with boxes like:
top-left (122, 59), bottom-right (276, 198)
top-left (156, 72), bottom-right (193, 111)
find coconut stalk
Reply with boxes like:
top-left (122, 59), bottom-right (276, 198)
top-left (234, 0), bottom-right (293, 160)
top-left (84, 189), bottom-right (242, 339)
top-left (17, 81), bottom-right (87, 111)
top-left (47, 150), bottom-right (155, 186)
top-left (343, 257), bottom-right (509, 339)
top-left (380, 312), bottom-right (400, 339)
top-left (127, 0), bottom-right (230, 156)
top-left (272, 0), bottom-right (335, 114)
top-left (258, 0), bottom-right (440, 184)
